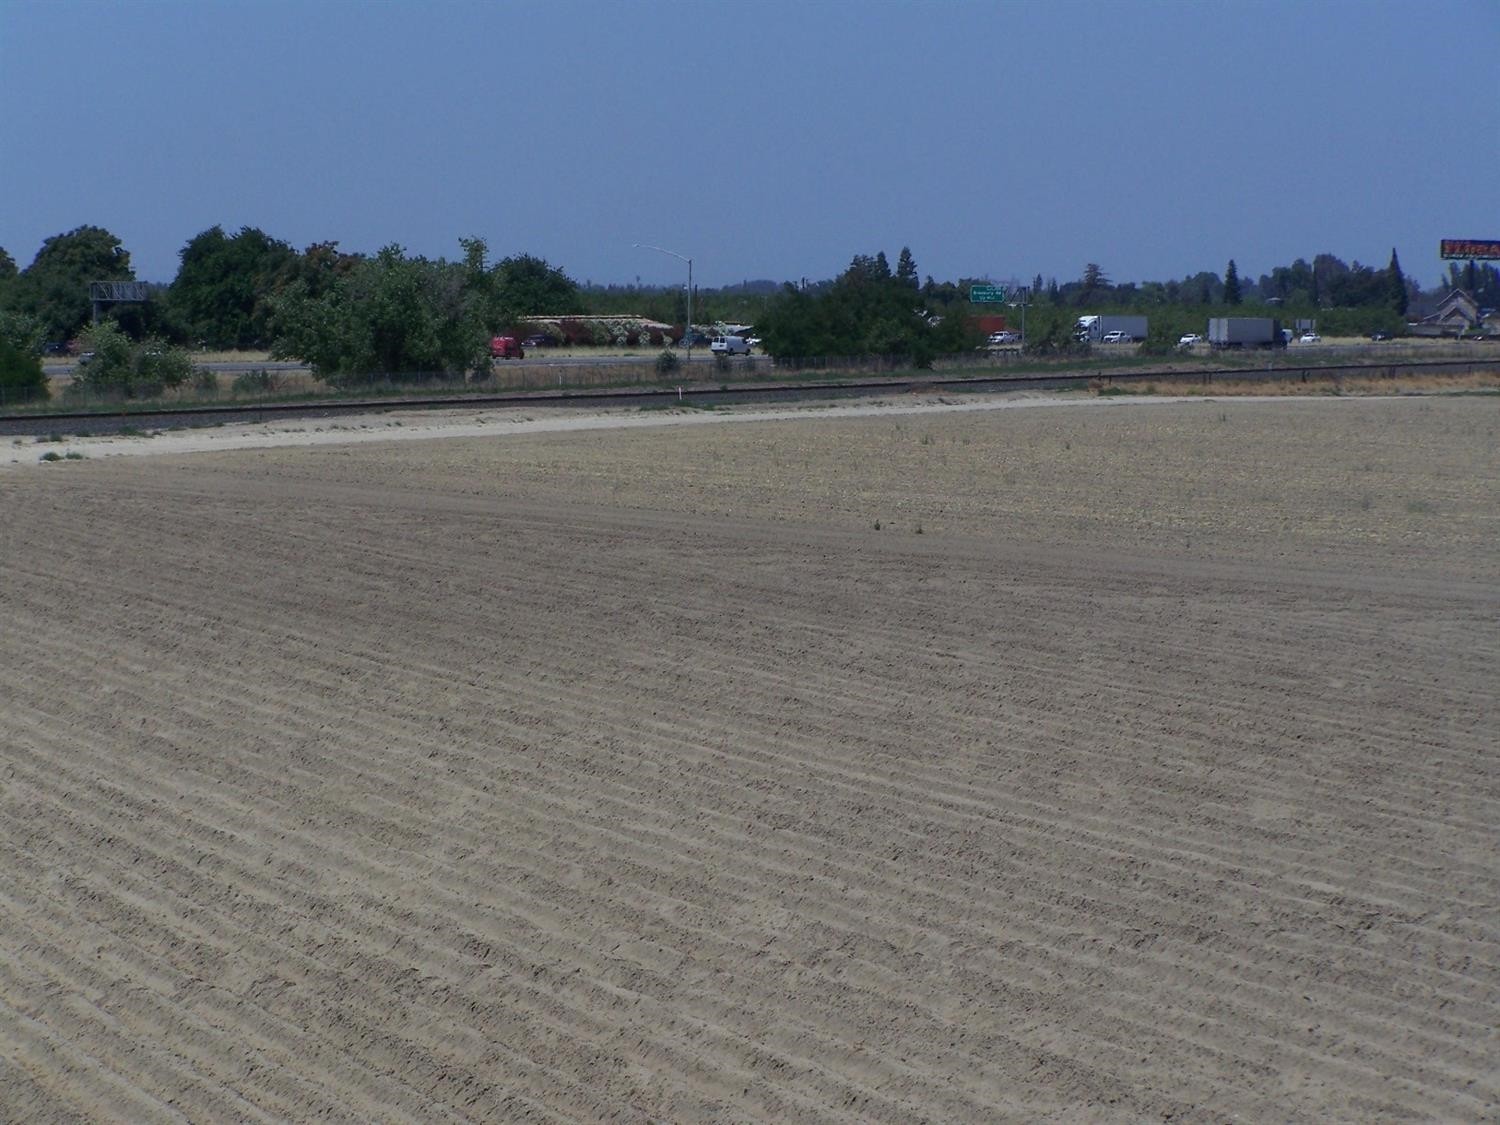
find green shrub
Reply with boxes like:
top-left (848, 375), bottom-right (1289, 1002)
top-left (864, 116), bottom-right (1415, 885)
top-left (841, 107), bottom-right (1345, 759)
top-left (655, 349), bottom-right (680, 375)
top-left (69, 323), bottom-right (198, 400)
top-left (0, 335), bottom-right (48, 403)
top-left (232, 368), bottom-right (275, 395)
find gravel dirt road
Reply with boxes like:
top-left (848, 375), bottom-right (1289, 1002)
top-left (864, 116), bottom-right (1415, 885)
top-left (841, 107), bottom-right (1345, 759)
top-left (2, 393), bottom-right (1496, 1120)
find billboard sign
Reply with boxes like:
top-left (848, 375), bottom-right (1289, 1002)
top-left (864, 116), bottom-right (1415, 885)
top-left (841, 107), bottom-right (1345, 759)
top-left (1440, 239), bottom-right (1500, 260)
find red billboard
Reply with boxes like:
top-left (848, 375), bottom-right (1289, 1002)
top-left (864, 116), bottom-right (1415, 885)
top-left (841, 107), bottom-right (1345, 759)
top-left (1440, 239), bottom-right (1500, 260)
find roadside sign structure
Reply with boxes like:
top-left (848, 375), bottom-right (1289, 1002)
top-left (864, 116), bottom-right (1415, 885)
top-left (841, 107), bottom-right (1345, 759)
top-left (969, 284), bottom-right (1006, 303)
top-left (89, 280), bottom-right (150, 324)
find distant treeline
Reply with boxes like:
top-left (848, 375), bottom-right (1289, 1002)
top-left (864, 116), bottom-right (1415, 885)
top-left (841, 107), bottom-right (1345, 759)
top-left (2, 224), bottom-right (1497, 373)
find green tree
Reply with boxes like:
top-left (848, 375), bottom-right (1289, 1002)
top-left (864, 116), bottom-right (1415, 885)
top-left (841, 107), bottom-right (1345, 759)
top-left (0, 247), bottom-right (17, 321)
top-left (0, 309), bottom-right (45, 357)
top-left (270, 243), bottom-right (491, 382)
top-left (895, 247), bottom-right (919, 289)
top-left (1223, 259), bottom-right (1241, 305)
top-left (1074, 263), bottom-right (1109, 307)
top-left (1386, 247), bottom-right (1408, 316)
top-left (165, 225), bottom-right (298, 349)
top-left (758, 249), bottom-right (947, 366)
top-left (493, 253), bottom-right (583, 320)
top-left (288, 241), bottom-right (363, 300)
top-left (12, 226), bottom-right (134, 343)
top-left (1022, 306), bottom-right (1089, 357)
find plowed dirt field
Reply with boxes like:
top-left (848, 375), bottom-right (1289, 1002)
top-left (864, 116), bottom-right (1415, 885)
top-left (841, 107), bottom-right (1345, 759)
top-left (2, 394), bottom-right (1497, 1120)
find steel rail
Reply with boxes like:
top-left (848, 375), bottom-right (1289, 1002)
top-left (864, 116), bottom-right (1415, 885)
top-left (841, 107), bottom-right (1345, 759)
top-left (2, 357), bottom-right (1495, 438)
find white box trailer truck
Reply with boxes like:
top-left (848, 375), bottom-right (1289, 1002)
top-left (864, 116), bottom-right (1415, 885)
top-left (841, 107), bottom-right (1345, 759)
top-left (1075, 315), bottom-right (1148, 342)
top-left (1208, 317), bottom-right (1286, 349)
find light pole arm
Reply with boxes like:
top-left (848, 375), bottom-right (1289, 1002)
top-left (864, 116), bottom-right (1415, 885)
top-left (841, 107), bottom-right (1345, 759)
top-left (634, 243), bottom-right (695, 359)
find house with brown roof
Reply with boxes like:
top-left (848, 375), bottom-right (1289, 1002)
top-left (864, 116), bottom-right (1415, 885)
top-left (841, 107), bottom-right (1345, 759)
top-left (1409, 288), bottom-right (1485, 336)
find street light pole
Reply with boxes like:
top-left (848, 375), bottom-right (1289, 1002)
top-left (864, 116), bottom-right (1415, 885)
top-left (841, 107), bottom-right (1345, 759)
top-left (1011, 286), bottom-right (1030, 352)
top-left (634, 243), bottom-right (694, 362)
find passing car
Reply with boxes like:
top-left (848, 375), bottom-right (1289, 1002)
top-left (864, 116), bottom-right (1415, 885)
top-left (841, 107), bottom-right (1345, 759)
top-left (1178, 333), bottom-right (1203, 347)
top-left (489, 335), bottom-right (525, 359)
top-left (1369, 330), bottom-right (1392, 341)
top-left (521, 333), bottom-right (559, 349)
top-left (678, 331), bottom-right (711, 349)
top-left (1102, 329), bottom-right (1132, 344)
top-left (1298, 332), bottom-right (1322, 344)
top-left (987, 330), bottom-right (1019, 345)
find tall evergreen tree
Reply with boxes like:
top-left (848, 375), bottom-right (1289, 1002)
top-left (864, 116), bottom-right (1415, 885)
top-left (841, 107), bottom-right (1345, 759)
top-left (895, 247), bottom-right (919, 288)
top-left (1386, 247), bottom-right (1408, 316)
top-left (1223, 259), bottom-right (1242, 305)
top-left (1076, 263), bottom-right (1108, 306)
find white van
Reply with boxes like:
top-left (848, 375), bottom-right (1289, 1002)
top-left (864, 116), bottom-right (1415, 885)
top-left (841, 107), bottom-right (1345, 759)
top-left (709, 334), bottom-right (751, 355)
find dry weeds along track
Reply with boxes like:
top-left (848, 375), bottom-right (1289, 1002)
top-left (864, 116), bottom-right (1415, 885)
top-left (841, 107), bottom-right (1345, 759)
top-left (1, 397), bottom-right (1497, 1121)
top-left (3, 355), bottom-right (1497, 439)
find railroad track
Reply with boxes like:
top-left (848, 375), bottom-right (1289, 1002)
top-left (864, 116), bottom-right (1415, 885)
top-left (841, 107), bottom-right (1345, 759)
top-left (2, 356), bottom-right (1495, 438)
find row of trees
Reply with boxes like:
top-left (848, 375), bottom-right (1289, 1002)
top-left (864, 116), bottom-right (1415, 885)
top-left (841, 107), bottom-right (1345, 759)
top-left (0, 226), bottom-right (582, 365)
top-left (3, 225), bottom-right (1497, 392)
top-left (267, 239), bottom-right (582, 382)
top-left (1022, 250), bottom-right (1425, 316)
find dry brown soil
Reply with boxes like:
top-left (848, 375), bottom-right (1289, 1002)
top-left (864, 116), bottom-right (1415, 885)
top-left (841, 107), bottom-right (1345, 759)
top-left (2, 394), bottom-right (1497, 1121)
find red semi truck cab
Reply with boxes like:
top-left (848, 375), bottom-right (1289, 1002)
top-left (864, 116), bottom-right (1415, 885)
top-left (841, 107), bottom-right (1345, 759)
top-left (490, 336), bottom-right (525, 359)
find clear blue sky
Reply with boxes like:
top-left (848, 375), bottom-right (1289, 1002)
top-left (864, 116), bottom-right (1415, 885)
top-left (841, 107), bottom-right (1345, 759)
top-left (3, 0), bottom-right (1496, 289)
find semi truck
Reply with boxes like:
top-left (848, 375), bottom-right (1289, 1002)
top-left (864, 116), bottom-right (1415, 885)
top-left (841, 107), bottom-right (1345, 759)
top-left (1207, 318), bottom-right (1286, 349)
top-left (1074, 315), bottom-right (1148, 343)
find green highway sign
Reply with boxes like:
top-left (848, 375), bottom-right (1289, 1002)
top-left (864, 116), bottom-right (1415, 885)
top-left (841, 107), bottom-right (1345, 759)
top-left (969, 284), bottom-right (1005, 303)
